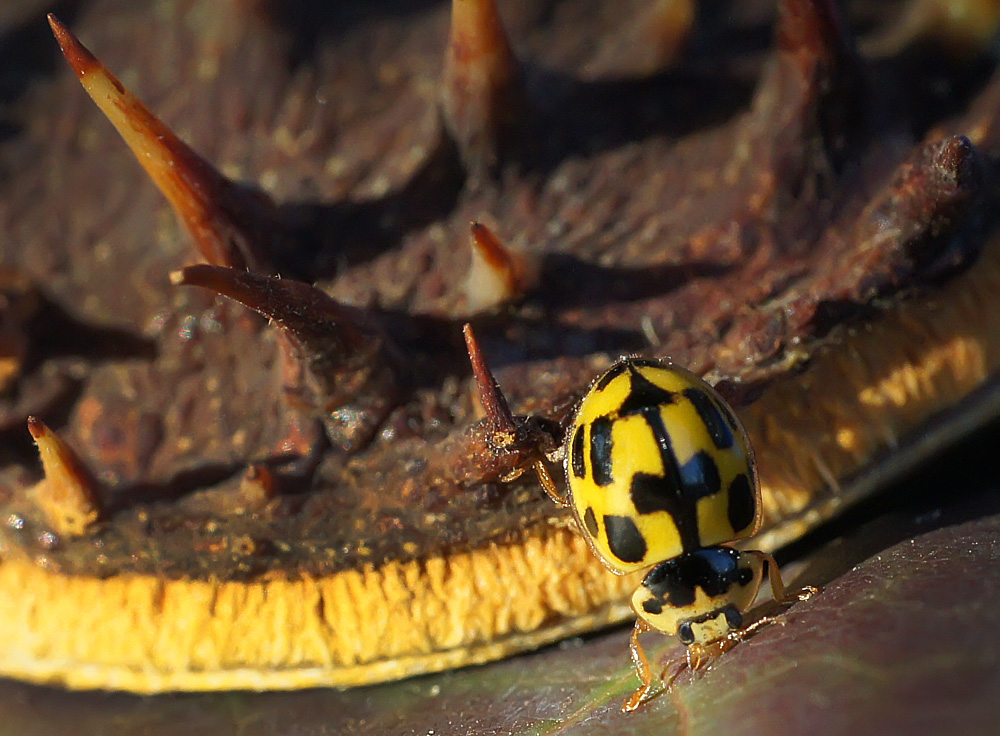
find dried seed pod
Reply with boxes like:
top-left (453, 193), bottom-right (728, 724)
top-left (4, 2), bottom-right (1000, 702)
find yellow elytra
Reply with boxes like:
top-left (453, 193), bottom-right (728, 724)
top-left (563, 359), bottom-right (760, 574)
top-left (549, 357), bottom-right (814, 712)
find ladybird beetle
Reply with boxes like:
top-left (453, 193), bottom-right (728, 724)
top-left (546, 358), bottom-right (816, 710)
top-left (463, 327), bottom-right (815, 712)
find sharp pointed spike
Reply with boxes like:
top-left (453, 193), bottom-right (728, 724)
top-left (752, 0), bottom-right (864, 175)
top-left (173, 265), bottom-right (377, 348)
top-left (464, 222), bottom-right (537, 312)
top-left (774, 0), bottom-right (853, 60)
top-left (238, 463), bottom-right (278, 510)
top-left (26, 416), bottom-right (101, 537)
top-left (862, 0), bottom-right (1000, 59)
top-left (0, 268), bottom-right (37, 394)
top-left (175, 265), bottom-right (400, 450)
top-left (953, 69), bottom-right (1000, 156)
top-left (48, 15), bottom-right (276, 271)
top-left (47, 14), bottom-right (98, 77)
top-left (0, 336), bottom-right (24, 394)
top-left (441, 0), bottom-right (523, 180)
top-left (586, 0), bottom-right (696, 77)
top-left (854, 135), bottom-right (983, 277)
top-left (463, 323), bottom-right (517, 434)
top-left (632, 0), bottom-right (696, 71)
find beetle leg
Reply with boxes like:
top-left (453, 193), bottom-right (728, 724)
top-left (730, 612), bottom-right (787, 645)
top-left (621, 619), bottom-right (656, 712)
top-left (686, 642), bottom-right (706, 670)
top-left (534, 459), bottom-right (568, 505)
top-left (659, 652), bottom-right (689, 690)
top-left (751, 550), bottom-right (819, 604)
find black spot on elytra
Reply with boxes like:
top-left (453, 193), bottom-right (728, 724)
top-left (570, 426), bottom-right (586, 479)
top-left (583, 506), bottom-right (599, 537)
top-left (727, 473), bottom-right (756, 532)
top-left (682, 388), bottom-right (734, 449)
top-left (634, 407), bottom-right (701, 551)
top-left (594, 361), bottom-right (628, 391)
top-left (604, 515), bottom-right (647, 563)
top-left (589, 416), bottom-right (615, 486)
top-left (678, 450), bottom-right (722, 500)
top-left (642, 597), bottom-right (664, 616)
top-left (630, 473), bottom-right (673, 515)
top-left (640, 547), bottom-right (743, 608)
top-left (617, 369), bottom-right (675, 417)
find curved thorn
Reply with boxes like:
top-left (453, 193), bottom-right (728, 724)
top-left (465, 222), bottom-right (537, 312)
top-left (854, 135), bottom-right (983, 280)
top-left (949, 67), bottom-right (1000, 158)
top-left (588, 0), bottom-right (696, 77)
top-left (0, 268), bottom-right (37, 394)
top-left (774, 0), bottom-right (853, 63)
top-left (441, 0), bottom-right (523, 180)
top-left (27, 416), bottom-right (101, 537)
top-left (0, 336), bottom-right (24, 394)
top-left (172, 265), bottom-right (378, 352)
top-left (752, 0), bottom-right (865, 174)
top-left (463, 323), bottom-right (517, 434)
top-left (48, 14), bottom-right (276, 271)
top-left (239, 463), bottom-right (277, 510)
top-left (633, 0), bottom-right (696, 71)
top-left (862, 0), bottom-right (1000, 59)
top-left (174, 265), bottom-right (400, 450)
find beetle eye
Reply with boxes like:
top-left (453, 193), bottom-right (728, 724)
top-left (678, 621), bottom-right (694, 645)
